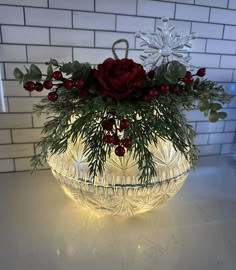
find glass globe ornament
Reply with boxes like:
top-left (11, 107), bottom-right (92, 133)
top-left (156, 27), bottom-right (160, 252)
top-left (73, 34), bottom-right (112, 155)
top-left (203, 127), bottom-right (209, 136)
top-left (48, 137), bottom-right (190, 216)
top-left (46, 17), bottom-right (197, 216)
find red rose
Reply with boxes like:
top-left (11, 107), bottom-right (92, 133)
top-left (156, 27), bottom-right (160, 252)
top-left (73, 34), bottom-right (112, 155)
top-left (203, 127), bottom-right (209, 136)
top-left (92, 58), bottom-right (146, 99)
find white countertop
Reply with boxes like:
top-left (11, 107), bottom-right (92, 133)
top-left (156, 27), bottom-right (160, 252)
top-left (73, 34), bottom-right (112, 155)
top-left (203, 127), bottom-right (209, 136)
top-left (0, 156), bottom-right (236, 270)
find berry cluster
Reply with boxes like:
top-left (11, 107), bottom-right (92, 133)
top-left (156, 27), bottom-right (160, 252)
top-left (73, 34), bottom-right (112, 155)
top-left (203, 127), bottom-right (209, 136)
top-left (23, 70), bottom-right (86, 102)
top-left (143, 67), bottom-right (206, 102)
top-left (183, 68), bottom-right (206, 84)
top-left (102, 113), bottom-right (132, 157)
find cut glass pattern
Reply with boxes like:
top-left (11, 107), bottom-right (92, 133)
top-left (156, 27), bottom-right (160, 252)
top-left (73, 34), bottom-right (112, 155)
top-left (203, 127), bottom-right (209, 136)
top-left (48, 138), bottom-right (190, 216)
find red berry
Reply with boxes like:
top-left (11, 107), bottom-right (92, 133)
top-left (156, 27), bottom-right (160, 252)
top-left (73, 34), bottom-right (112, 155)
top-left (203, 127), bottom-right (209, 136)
top-left (24, 81), bottom-right (35, 91)
top-left (115, 146), bottom-right (125, 156)
top-left (170, 86), bottom-right (178, 94)
top-left (196, 68), bottom-right (206, 77)
top-left (183, 75), bottom-right (193, 84)
top-left (120, 119), bottom-right (130, 130)
top-left (149, 88), bottom-right (158, 97)
top-left (108, 118), bottom-right (115, 125)
top-left (182, 71), bottom-right (193, 84)
top-left (186, 71), bottom-right (192, 77)
top-left (74, 79), bottom-right (85, 89)
top-left (122, 138), bottom-right (132, 148)
top-left (43, 80), bottom-right (53, 90)
top-left (35, 82), bottom-right (44, 92)
top-left (104, 134), bottom-right (114, 144)
top-left (148, 70), bottom-right (155, 79)
top-left (112, 136), bottom-right (120, 145)
top-left (160, 84), bottom-right (169, 92)
top-left (53, 71), bottom-right (62, 80)
top-left (102, 120), bottom-right (113, 131)
top-left (63, 79), bottom-right (73, 90)
top-left (48, 91), bottom-right (58, 102)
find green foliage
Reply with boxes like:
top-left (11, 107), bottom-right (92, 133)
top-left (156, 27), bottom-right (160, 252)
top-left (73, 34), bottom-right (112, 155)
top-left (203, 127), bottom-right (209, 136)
top-left (46, 64), bottom-right (53, 80)
top-left (13, 68), bottom-right (24, 83)
top-left (30, 87), bottom-right (199, 183)
top-left (60, 61), bottom-right (92, 81)
top-left (13, 59), bottom-right (232, 184)
top-left (29, 64), bottom-right (42, 80)
top-left (13, 64), bottom-right (42, 83)
top-left (49, 58), bottom-right (59, 66)
top-left (165, 61), bottom-right (186, 83)
top-left (193, 79), bottom-right (231, 122)
top-left (60, 62), bottom-right (73, 74)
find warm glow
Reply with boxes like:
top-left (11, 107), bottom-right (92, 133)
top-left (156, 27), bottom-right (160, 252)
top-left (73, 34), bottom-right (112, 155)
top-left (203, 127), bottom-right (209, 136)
top-left (48, 137), bottom-right (190, 216)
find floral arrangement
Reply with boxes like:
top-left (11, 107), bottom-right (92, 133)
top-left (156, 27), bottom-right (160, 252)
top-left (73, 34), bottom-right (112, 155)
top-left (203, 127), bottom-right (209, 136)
top-left (13, 54), bottom-right (231, 183)
top-left (13, 19), bottom-right (232, 183)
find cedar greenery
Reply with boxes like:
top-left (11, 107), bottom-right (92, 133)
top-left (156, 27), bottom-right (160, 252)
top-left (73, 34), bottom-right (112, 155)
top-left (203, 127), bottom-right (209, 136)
top-left (14, 58), bottom-right (232, 184)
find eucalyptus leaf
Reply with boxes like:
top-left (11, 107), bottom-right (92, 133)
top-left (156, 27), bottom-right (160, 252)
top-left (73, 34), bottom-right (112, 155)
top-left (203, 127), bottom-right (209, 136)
top-left (23, 73), bottom-right (31, 82)
top-left (164, 74), bottom-right (178, 84)
top-left (199, 100), bottom-right (209, 112)
top-left (50, 58), bottom-right (58, 66)
top-left (13, 68), bottom-right (24, 82)
top-left (72, 60), bottom-right (81, 72)
top-left (210, 103), bottom-right (222, 111)
top-left (209, 110), bottom-right (219, 122)
top-left (218, 112), bottom-right (227, 119)
top-left (167, 61), bottom-right (186, 78)
top-left (46, 64), bottom-right (53, 80)
top-left (155, 64), bottom-right (167, 78)
top-left (60, 62), bottom-right (73, 74)
top-left (30, 64), bottom-right (42, 80)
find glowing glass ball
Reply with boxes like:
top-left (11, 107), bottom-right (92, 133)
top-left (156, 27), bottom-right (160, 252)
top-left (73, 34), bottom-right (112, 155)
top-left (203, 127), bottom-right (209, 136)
top-left (48, 137), bottom-right (190, 216)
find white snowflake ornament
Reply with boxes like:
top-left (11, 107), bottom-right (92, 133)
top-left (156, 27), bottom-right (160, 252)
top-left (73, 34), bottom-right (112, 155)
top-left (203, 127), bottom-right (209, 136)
top-left (135, 17), bottom-right (197, 71)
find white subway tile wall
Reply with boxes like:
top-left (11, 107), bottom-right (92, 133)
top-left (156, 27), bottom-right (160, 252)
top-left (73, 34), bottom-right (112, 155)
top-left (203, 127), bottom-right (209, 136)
top-left (0, 0), bottom-right (47, 7)
top-left (0, 5), bottom-right (24, 25)
top-left (196, 0), bottom-right (228, 8)
top-left (50, 29), bottom-right (94, 47)
top-left (175, 4), bottom-right (210, 22)
top-left (0, 44), bottom-right (27, 62)
top-left (190, 53), bottom-right (220, 68)
top-left (210, 8), bottom-right (236, 25)
top-left (1, 26), bottom-right (50, 45)
top-left (116, 15), bottom-right (155, 32)
top-left (137, 0), bottom-right (175, 18)
top-left (73, 12), bottom-right (115, 30)
top-left (204, 69), bottom-right (233, 82)
top-left (27, 46), bottom-right (73, 63)
top-left (228, 0), bottom-right (236, 10)
top-left (192, 22), bottom-right (223, 39)
top-left (96, 0), bottom-right (137, 15)
top-left (49, 0), bottom-right (94, 11)
top-left (224, 25), bottom-right (236, 40)
top-left (206, 40), bottom-right (236, 54)
top-left (0, 0), bottom-right (235, 172)
top-left (25, 8), bottom-right (72, 28)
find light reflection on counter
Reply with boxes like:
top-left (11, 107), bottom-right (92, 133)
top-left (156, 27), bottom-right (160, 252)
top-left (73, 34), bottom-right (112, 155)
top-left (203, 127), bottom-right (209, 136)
top-left (0, 156), bottom-right (235, 270)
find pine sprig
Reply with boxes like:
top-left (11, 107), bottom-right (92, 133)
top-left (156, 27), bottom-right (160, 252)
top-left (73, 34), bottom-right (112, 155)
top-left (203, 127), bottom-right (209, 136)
top-left (14, 59), bottom-right (232, 184)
